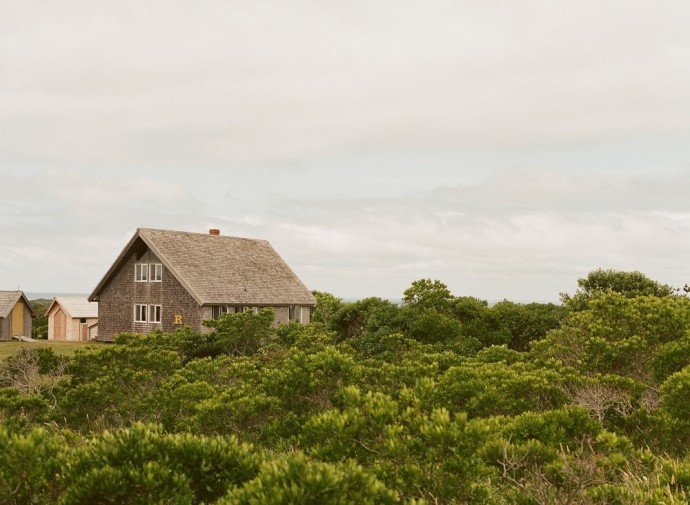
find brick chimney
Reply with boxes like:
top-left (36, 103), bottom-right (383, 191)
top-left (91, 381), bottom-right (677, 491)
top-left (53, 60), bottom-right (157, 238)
top-left (209, 229), bottom-right (220, 236)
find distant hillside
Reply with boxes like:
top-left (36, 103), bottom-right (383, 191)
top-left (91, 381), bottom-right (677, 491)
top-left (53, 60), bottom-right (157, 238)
top-left (26, 292), bottom-right (89, 300)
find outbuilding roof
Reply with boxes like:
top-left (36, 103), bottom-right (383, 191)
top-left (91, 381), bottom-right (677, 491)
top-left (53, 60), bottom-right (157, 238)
top-left (45, 297), bottom-right (98, 319)
top-left (0, 291), bottom-right (37, 319)
top-left (89, 228), bottom-right (316, 306)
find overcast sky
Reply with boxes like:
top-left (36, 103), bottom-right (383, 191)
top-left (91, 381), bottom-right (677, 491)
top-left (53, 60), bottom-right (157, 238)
top-left (2, 1), bottom-right (690, 302)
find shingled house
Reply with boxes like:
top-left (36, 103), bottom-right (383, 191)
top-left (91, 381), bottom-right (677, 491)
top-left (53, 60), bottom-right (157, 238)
top-left (0, 291), bottom-right (36, 341)
top-left (89, 228), bottom-right (316, 341)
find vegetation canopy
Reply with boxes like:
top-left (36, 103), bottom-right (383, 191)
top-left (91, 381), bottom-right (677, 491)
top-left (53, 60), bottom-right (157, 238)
top-left (4, 269), bottom-right (690, 503)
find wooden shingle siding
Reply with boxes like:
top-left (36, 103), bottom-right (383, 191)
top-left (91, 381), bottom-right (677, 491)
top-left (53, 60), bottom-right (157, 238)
top-left (90, 229), bottom-right (315, 339)
top-left (97, 245), bottom-right (202, 341)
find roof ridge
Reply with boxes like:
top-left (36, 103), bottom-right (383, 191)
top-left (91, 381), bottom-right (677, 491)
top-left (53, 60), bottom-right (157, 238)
top-left (139, 227), bottom-right (264, 242)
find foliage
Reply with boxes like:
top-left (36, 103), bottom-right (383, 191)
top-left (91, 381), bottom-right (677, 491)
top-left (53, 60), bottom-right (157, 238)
top-left (402, 278), bottom-right (455, 313)
top-left (310, 291), bottom-right (343, 326)
top-left (532, 291), bottom-right (690, 383)
top-left (562, 268), bottom-right (676, 310)
top-left (55, 344), bottom-right (180, 430)
top-left (329, 297), bottom-right (406, 341)
top-left (61, 423), bottom-right (259, 505)
top-left (433, 359), bottom-right (574, 417)
top-left (652, 333), bottom-right (690, 383)
top-left (0, 347), bottom-right (66, 395)
top-left (299, 386), bottom-right (498, 503)
top-left (29, 298), bottom-right (49, 339)
top-left (407, 311), bottom-right (462, 344)
top-left (490, 300), bottom-right (568, 351)
top-left (0, 426), bottom-right (65, 504)
top-left (660, 367), bottom-right (690, 420)
top-left (203, 308), bottom-right (276, 356)
top-left (220, 453), bottom-right (398, 505)
top-left (2, 271), bottom-right (690, 502)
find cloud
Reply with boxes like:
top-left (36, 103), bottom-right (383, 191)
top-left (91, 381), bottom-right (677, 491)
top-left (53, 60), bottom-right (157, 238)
top-left (249, 170), bottom-right (690, 300)
top-left (1, 2), bottom-right (689, 300)
top-left (2, 1), bottom-right (690, 168)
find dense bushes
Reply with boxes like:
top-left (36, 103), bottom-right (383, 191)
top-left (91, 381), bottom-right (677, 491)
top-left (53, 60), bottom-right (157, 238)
top-left (2, 271), bottom-right (690, 502)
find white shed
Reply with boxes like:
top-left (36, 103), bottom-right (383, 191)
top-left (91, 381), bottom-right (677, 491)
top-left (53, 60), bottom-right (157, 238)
top-left (46, 297), bottom-right (98, 341)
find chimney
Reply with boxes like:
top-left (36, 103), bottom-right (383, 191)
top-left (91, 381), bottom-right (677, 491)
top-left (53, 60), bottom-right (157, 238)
top-left (209, 229), bottom-right (220, 236)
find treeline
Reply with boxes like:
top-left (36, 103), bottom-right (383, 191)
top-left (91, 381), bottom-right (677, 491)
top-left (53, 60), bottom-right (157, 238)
top-left (3, 269), bottom-right (690, 503)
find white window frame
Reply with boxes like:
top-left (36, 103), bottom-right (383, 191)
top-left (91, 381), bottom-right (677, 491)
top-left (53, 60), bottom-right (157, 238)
top-left (135, 264), bottom-right (149, 282)
top-left (134, 304), bottom-right (148, 322)
top-left (211, 305), bottom-right (228, 319)
top-left (150, 263), bottom-right (163, 282)
top-left (149, 305), bottom-right (162, 323)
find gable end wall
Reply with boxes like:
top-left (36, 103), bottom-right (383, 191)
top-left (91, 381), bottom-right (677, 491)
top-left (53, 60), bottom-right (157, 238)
top-left (97, 249), bottom-right (202, 341)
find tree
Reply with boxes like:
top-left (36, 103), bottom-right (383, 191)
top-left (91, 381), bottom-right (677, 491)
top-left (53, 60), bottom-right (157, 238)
top-left (452, 296), bottom-right (489, 323)
top-left (660, 367), bottom-right (690, 420)
top-left (562, 269), bottom-right (675, 310)
top-left (29, 298), bottom-right (49, 339)
top-left (203, 308), bottom-right (276, 356)
top-left (533, 292), bottom-right (690, 383)
top-left (310, 291), bottom-right (343, 326)
top-left (220, 452), bottom-right (398, 505)
top-left (402, 279), bottom-right (454, 313)
top-left (407, 311), bottom-right (462, 344)
top-left (61, 423), bottom-right (259, 505)
top-left (329, 298), bottom-right (404, 341)
top-left (490, 301), bottom-right (568, 352)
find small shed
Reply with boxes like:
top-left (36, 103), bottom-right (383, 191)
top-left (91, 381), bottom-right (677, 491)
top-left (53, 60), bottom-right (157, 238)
top-left (46, 297), bottom-right (98, 341)
top-left (0, 291), bottom-right (36, 341)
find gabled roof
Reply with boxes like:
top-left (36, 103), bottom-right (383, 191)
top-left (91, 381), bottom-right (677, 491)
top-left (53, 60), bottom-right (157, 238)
top-left (45, 297), bottom-right (98, 319)
top-left (89, 228), bottom-right (316, 306)
top-left (0, 291), bottom-right (37, 319)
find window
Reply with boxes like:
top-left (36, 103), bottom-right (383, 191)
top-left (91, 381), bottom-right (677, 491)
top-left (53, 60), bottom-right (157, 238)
top-left (134, 304), bottom-right (148, 322)
top-left (211, 305), bottom-right (228, 319)
top-left (135, 264), bottom-right (149, 282)
top-left (79, 318), bottom-right (87, 324)
top-left (135, 304), bottom-right (161, 323)
top-left (150, 263), bottom-right (163, 282)
top-left (289, 306), bottom-right (301, 323)
top-left (149, 305), bottom-right (162, 323)
top-left (135, 263), bottom-right (162, 282)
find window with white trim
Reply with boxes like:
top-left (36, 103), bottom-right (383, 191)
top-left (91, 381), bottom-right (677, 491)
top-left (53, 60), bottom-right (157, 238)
top-left (134, 304), bottom-right (148, 322)
top-left (150, 263), bottom-right (163, 282)
top-left (211, 305), bottom-right (228, 319)
top-left (149, 305), bottom-right (162, 323)
top-left (135, 264), bottom-right (149, 282)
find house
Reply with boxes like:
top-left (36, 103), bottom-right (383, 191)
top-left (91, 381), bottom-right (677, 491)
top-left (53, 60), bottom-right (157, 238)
top-left (45, 297), bottom-right (98, 341)
top-left (89, 228), bottom-right (316, 341)
top-left (0, 291), bottom-right (36, 341)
